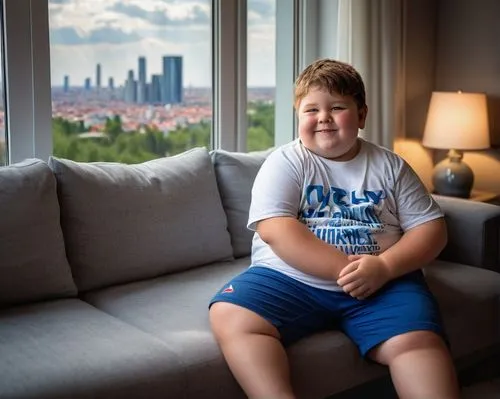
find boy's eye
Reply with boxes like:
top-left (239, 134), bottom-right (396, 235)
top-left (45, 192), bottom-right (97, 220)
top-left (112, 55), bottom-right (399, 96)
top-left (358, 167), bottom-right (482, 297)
top-left (305, 108), bottom-right (318, 113)
top-left (332, 106), bottom-right (344, 111)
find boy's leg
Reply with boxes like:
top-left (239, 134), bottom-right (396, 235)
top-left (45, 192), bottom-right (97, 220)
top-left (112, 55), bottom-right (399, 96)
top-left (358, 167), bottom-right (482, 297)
top-left (209, 267), bottom-right (329, 399)
top-left (210, 302), bottom-right (295, 399)
top-left (368, 330), bottom-right (460, 399)
top-left (339, 271), bottom-right (460, 399)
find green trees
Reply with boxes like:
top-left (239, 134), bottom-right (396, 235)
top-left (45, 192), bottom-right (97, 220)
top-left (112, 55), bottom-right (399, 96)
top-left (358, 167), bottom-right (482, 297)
top-left (247, 101), bottom-right (275, 151)
top-left (52, 102), bottom-right (275, 163)
top-left (0, 141), bottom-right (6, 166)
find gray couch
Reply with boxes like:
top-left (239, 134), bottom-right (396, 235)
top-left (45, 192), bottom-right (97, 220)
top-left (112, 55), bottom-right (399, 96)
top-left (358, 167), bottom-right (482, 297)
top-left (0, 147), bottom-right (499, 399)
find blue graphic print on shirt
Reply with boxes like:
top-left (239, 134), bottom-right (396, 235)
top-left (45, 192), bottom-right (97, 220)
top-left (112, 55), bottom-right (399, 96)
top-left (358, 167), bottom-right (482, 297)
top-left (300, 185), bottom-right (386, 255)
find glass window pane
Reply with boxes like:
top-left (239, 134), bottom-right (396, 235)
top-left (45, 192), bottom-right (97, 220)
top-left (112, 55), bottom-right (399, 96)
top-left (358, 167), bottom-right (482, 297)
top-left (0, 7), bottom-right (6, 166)
top-left (247, 0), bottom-right (275, 152)
top-left (48, 0), bottom-right (212, 163)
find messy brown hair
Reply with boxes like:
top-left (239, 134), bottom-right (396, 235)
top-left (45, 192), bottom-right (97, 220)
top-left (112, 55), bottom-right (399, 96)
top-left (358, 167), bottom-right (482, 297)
top-left (294, 59), bottom-right (366, 111)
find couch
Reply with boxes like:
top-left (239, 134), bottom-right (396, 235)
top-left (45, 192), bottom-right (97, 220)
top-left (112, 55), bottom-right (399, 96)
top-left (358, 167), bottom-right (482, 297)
top-left (0, 147), bottom-right (499, 399)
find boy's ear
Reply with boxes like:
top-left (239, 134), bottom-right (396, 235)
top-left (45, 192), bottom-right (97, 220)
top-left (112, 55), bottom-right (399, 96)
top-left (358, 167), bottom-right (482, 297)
top-left (358, 105), bottom-right (368, 129)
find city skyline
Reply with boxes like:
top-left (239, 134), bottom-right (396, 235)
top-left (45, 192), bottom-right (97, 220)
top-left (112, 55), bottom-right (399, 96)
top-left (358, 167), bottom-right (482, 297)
top-left (49, 0), bottom-right (276, 88)
top-left (60, 54), bottom-right (183, 90)
top-left (63, 55), bottom-right (184, 106)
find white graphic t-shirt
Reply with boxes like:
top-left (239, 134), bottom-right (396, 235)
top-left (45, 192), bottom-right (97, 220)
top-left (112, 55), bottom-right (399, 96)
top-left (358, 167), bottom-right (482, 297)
top-left (248, 138), bottom-right (443, 291)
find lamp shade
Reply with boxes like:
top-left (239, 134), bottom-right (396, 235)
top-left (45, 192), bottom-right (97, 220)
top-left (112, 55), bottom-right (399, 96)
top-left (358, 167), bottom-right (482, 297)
top-left (422, 91), bottom-right (490, 150)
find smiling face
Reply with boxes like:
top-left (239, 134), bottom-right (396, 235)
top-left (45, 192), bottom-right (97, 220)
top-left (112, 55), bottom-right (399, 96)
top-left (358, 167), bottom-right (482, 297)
top-left (297, 86), bottom-right (367, 161)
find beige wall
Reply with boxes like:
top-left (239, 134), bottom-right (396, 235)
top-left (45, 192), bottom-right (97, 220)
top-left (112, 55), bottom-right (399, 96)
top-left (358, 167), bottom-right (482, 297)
top-left (398, 0), bottom-right (500, 194)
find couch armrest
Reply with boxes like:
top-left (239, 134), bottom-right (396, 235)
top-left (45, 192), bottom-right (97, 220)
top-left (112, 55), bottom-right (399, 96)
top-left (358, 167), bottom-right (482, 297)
top-left (433, 194), bottom-right (500, 272)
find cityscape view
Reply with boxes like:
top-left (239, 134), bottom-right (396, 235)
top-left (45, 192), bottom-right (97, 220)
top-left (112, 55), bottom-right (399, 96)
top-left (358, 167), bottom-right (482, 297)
top-left (1, 0), bottom-right (277, 164)
top-left (53, 53), bottom-right (274, 135)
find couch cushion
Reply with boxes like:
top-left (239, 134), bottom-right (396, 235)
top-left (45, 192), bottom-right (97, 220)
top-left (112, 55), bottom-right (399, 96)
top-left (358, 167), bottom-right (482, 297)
top-left (49, 148), bottom-right (233, 292)
top-left (0, 159), bottom-right (77, 307)
top-left (84, 258), bottom-right (500, 399)
top-left (424, 260), bottom-right (500, 360)
top-left (83, 258), bottom-right (388, 399)
top-left (0, 299), bottom-right (185, 398)
top-left (211, 149), bottom-right (272, 257)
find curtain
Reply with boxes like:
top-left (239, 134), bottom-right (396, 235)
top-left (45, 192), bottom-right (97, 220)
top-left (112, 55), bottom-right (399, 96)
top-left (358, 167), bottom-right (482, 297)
top-left (336, 0), bottom-right (405, 150)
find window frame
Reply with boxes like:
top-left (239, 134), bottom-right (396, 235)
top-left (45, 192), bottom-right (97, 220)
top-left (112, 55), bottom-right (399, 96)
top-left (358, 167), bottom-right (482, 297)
top-left (1, 0), bottom-right (322, 163)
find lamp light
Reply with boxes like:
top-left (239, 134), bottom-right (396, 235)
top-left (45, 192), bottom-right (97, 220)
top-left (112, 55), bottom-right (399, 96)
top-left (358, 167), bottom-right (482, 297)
top-left (422, 91), bottom-right (490, 198)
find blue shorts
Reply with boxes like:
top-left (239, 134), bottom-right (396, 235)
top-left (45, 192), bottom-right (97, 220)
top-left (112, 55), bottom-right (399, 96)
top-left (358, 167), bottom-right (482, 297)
top-left (209, 266), bottom-right (446, 357)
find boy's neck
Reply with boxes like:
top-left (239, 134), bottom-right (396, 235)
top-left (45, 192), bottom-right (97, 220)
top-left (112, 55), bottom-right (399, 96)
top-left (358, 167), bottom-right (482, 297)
top-left (325, 138), bottom-right (361, 162)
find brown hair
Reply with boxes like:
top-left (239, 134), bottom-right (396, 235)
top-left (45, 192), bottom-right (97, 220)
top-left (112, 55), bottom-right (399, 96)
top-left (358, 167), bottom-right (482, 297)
top-left (294, 59), bottom-right (366, 110)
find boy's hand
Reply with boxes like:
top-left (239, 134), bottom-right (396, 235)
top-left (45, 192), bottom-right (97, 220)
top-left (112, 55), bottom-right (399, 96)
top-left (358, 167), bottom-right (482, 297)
top-left (337, 255), bottom-right (391, 300)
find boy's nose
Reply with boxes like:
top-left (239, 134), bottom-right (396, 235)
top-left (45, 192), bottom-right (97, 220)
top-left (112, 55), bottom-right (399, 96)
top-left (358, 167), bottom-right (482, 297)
top-left (319, 111), bottom-right (332, 123)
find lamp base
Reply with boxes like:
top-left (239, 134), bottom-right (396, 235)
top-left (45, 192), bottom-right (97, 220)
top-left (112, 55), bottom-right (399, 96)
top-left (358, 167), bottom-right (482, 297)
top-left (432, 149), bottom-right (474, 198)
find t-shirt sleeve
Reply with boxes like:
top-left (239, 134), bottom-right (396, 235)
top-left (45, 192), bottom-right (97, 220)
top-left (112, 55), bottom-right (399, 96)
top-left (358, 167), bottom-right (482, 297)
top-left (247, 148), bottom-right (302, 231)
top-left (394, 160), bottom-right (444, 232)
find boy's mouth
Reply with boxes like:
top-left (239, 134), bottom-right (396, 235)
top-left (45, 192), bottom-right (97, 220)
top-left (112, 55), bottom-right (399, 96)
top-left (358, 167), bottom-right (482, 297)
top-left (315, 128), bottom-right (338, 133)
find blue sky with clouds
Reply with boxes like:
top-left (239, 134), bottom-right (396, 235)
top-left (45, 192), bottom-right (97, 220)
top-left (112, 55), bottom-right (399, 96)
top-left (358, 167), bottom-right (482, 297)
top-left (49, 0), bottom-right (276, 88)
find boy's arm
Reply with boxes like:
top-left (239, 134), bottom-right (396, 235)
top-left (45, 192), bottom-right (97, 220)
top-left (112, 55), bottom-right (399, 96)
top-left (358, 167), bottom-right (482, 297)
top-left (379, 217), bottom-right (447, 279)
top-left (257, 216), bottom-right (349, 281)
top-left (337, 217), bottom-right (447, 299)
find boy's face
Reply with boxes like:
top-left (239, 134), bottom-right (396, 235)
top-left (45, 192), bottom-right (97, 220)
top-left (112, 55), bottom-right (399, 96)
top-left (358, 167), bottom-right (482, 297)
top-left (297, 87), bottom-right (367, 161)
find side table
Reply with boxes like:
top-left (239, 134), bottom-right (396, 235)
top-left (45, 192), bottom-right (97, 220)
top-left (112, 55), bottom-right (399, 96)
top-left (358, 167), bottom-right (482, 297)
top-left (433, 190), bottom-right (500, 205)
top-left (468, 190), bottom-right (500, 205)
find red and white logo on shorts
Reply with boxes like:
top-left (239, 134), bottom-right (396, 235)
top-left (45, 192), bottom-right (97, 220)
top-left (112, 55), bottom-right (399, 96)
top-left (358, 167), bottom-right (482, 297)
top-left (222, 284), bottom-right (234, 294)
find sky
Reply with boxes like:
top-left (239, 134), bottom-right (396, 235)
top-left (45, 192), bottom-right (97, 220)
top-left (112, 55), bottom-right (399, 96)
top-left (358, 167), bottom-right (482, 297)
top-left (49, 0), bottom-right (276, 88)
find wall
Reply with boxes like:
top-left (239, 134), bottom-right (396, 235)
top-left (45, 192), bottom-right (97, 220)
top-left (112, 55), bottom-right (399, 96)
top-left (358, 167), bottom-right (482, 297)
top-left (435, 0), bottom-right (500, 193)
top-left (397, 0), bottom-right (437, 191)
top-left (399, 0), bottom-right (500, 194)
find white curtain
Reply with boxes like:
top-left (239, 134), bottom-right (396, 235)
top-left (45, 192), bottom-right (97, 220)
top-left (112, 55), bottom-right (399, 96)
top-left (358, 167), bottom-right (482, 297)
top-left (336, 0), bottom-right (405, 150)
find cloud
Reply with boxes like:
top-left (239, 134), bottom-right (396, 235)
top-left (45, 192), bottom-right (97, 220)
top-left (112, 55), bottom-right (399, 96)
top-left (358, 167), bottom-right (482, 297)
top-left (109, 3), bottom-right (210, 27)
top-left (249, 0), bottom-right (275, 20)
top-left (50, 26), bottom-right (142, 45)
top-left (138, 28), bottom-right (209, 44)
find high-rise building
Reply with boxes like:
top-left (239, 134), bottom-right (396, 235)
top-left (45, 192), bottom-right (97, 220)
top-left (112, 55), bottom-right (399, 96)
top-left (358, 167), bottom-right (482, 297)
top-left (84, 78), bottom-right (91, 91)
top-left (124, 70), bottom-right (136, 103)
top-left (96, 63), bottom-right (101, 89)
top-left (151, 75), bottom-right (162, 104)
top-left (138, 57), bottom-right (146, 85)
top-left (162, 55), bottom-right (183, 105)
top-left (108, 77), bottom-right (114, 90)
top-left (63, 75), bottom-right (69, 92)
top-left (137, 57), bottom-right (147, 104)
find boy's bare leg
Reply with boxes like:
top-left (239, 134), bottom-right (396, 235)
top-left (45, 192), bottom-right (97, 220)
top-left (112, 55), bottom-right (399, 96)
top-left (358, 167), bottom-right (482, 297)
top-left (210, 302), bottom-right (296, 399)
top-left (369, 330), bottom-right (461, 399)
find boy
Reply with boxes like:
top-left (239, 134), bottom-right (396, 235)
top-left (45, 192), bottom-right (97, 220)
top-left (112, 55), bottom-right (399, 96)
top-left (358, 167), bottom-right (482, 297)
top-left (209, 59), bottom-right (460, 399)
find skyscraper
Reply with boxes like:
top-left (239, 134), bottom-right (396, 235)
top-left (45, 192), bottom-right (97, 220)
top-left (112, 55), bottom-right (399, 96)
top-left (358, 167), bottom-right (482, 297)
top-left (162, 55), bottom-right (183, 105)
top-left (151, 75), bottom-right (162, 104)
top-left (124, 70), bottom-right (136, 103)
top-left (138, 57), bottom-right (146, 85)
top-left (137, 56), bottom-right (147, 104)
top-left (96, 63), bottom-right (101, 89)
top-left (84, 78), bottom-right (91, 91)
top-left (63, 75), bottom-right (69, 93)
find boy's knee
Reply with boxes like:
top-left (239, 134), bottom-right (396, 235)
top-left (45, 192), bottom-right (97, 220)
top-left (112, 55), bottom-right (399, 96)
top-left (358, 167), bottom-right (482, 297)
top-left (369, 330), bottom-right (446, 365)
top-left (209, 302), bottom-right (279, 341)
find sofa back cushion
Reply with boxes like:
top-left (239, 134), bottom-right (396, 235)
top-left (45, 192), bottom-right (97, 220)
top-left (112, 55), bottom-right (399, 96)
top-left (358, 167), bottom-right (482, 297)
top-left (49, 148), bottom-right (233, 292)
top-left (0, 159), bottom-right (77, 307)
top-left (211, 149), bottom-right (272, 258)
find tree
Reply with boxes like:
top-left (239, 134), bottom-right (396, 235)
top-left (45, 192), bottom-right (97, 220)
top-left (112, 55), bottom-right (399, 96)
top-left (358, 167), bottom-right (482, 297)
top-left (0, 142), bottom-right (6, 166)
top-left (104, 115), bottom-right (123, 142)
top-left (248, 102), bottom-right (274, 150)
top-left (51, 102), bottom-right (273, 163)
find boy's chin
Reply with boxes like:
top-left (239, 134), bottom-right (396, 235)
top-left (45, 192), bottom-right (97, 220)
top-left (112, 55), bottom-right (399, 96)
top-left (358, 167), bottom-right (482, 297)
top-left (308, 142), bottom-right (359, 161)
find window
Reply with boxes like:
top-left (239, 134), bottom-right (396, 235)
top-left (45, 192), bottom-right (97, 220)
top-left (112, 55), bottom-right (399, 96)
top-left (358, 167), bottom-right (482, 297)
top-left (247, 0), bottom-right (276, 152)
top-left (49, 0), bottom-right (212, 163)
top-left (3, 0), bottom-right (318, 164)
top-left (0, 3), bottom-right (6, 166)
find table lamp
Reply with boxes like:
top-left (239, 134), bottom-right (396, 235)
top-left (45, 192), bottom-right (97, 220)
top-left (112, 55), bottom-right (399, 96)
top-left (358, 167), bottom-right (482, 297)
top-left (422, 91), bottom-right (490, 198)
